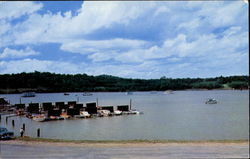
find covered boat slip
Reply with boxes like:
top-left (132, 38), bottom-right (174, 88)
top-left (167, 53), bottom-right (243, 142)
top-left (13, 100), bottom-right (142, 122)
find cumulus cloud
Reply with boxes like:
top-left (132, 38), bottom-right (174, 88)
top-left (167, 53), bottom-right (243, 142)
top-left (0, 1), bottom-right (248, 78)
top-left (60, 38), bottom-right (148, 54)
top-left (0, 47), bottom-right (39, 59)
top-left (0, 1), bottom-right (42, 20)
top-left (0, 59), bottom-right (86, 74)
top-left (87, 26), bottom-right (247, 64)
top-left (0, 20), bottom-right (11, 35)
top-left (1, 1), bottom-right (157, 47)
top-left (197, 1), bottom-right (246, 28)
top-left (72, 1), bottom-right (156, 34)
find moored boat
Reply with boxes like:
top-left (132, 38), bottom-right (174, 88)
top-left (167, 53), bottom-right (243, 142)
top-left (98, 110), bottom-right (110, 117)
top-left (33, 115), bottom-right (46, 122)
top-left (205, 98), bottom-right (217, 104)
top-left (164, 90), bottom-right (174, 94)
top-left (114, 110), bottom-right (122, 115)
top-left (130, 110), bottom-right (141, 114)
top-left (75, 111), bottom-right (90, 118)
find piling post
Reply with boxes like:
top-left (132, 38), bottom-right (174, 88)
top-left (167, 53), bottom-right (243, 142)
top-left (6, 116), bottom-right (8, 124)
top-left (0, 114), bottom-right (1, 121)
top-left (96, 98), bottom-right (99, 107)
top-left (130, 99), bottom-right (132, 110)
top-left (23, 123), bottom-right (25, 131)
top-left (12, 120), bottom-right (15, 127)
top-left (37, 128), bottom-right (40, 137)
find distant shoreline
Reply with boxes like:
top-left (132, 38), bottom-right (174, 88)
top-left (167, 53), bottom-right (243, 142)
top-left (0, 73), bottom-right (248, 94)
top-left (0, 88), bottom-right (248, 94)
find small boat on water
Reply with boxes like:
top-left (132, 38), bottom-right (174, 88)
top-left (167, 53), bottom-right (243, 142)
top-left (64, 93), bottom-right (70, 96)
top-left (22, 92), bottom-right (36, 97)
top-left (205, 98), bottom-right (217, 104)
top-left (114, 110), bottom-right (122, 115)
top-left (122, 110), bottom-right (143, 115)
top-left (60, 113), bottom-right (70, 119)
top-left (33, 115), bottom-right (46, 122)
top-left (130, 110), bottom-right (141, 115)
top-left (164, 90), bottom-right (174, 94)
top-left (75, 111), bottom-right (90, 118)
top-left (98, 110), bottom-right (111, 117)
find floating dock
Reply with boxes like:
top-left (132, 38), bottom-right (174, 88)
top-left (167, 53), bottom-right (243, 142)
top-left (12, 100), bottom-right (142, 122)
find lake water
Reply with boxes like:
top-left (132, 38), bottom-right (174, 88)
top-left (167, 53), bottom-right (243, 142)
top-left (0, 90), bottom-right (249, 141)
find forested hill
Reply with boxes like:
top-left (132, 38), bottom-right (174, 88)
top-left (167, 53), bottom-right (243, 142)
top-left (0, 72), bottom-right (249, 93)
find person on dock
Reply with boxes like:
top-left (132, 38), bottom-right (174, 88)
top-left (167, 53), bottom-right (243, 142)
top-left (20, 128), bottom-right (24, 137)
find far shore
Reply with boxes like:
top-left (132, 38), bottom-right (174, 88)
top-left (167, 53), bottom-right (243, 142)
top-left (0, 88), bottom-right (247, 94)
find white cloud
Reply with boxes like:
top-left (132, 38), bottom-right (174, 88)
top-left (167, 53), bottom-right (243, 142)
top-left (60, 38), bottom-right (148, 54)
top-left (153, 6), bottom-right (170, 16)
top-left (0, 1), bottom-right (248, 78)
top-left (72, 1), bottom-right (153, 34)
top-left (0, 59), bottom-right (86, 74)
top-left (92, 26), bottom-right (248, 66)
top-left (0, 58), bottom-right (159, 78)
top-left (0, 20), bottom-right (11, 35)
top-left (196, 1), bottom-right (246, 28)
top-left (178, 18), bottom-right (201, 30)
top-left (0, 47), bottom-right (39, 59)
top-left (1, 1), bottom-right (158, 47)
top-left (0, 2), bottom-right (42, 20)
top-left (88, 51), bottom-right (116, 62)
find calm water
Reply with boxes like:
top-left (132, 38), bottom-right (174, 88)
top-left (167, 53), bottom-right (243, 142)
top-left (0, 90), bottom-right (249, 140)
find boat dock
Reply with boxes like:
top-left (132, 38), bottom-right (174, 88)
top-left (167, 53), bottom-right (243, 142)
top-left (11, 100), bottom-right (142, 122)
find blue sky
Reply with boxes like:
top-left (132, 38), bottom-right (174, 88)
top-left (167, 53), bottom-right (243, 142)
top-left (0, 1), bottom-right (248, 79)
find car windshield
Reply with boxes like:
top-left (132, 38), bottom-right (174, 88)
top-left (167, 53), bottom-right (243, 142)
top-left (0, 128), bottom-right (8, 132)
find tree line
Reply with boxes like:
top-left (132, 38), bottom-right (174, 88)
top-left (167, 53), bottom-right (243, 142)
top-left (0, 71), bottom-right (248, 93)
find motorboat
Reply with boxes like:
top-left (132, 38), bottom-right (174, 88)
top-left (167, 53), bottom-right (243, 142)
top-left (75, 111), bottom-right (90, 118)
top-left (64, 93), bottom-right (70, 96)
top-left (32, 115), bottom-right (46, 122)
top-left (56, 116), bottom-right (65, 120)
top-left (205, 98), bottom-right (217, 104)
top-left (114, 110), bottom-right (122, 115)
top-left (163, 90), bottom-right (174, 94)
top-left (60, 113), bottom-right (70, 119)
top-left (98, 110), bottom-right (111, 117)
top-left (130, 110), bottom-right (141, 115)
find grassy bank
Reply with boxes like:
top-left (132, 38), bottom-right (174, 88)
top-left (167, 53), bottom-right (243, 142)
top-left (15, 136), bottom-right (248, 144)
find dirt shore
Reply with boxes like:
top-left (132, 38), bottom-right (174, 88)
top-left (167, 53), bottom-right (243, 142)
top-left (1, 139), bottom-right (249, 148)
top-left (1, 139), bottom-right (249, 159)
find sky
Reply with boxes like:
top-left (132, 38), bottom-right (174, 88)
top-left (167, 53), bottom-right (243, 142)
top-left (0, 1), bottom-right (248, 79)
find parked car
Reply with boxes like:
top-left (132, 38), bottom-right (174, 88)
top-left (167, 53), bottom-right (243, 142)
top-left (0, 127), bottom-right (14, 140)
